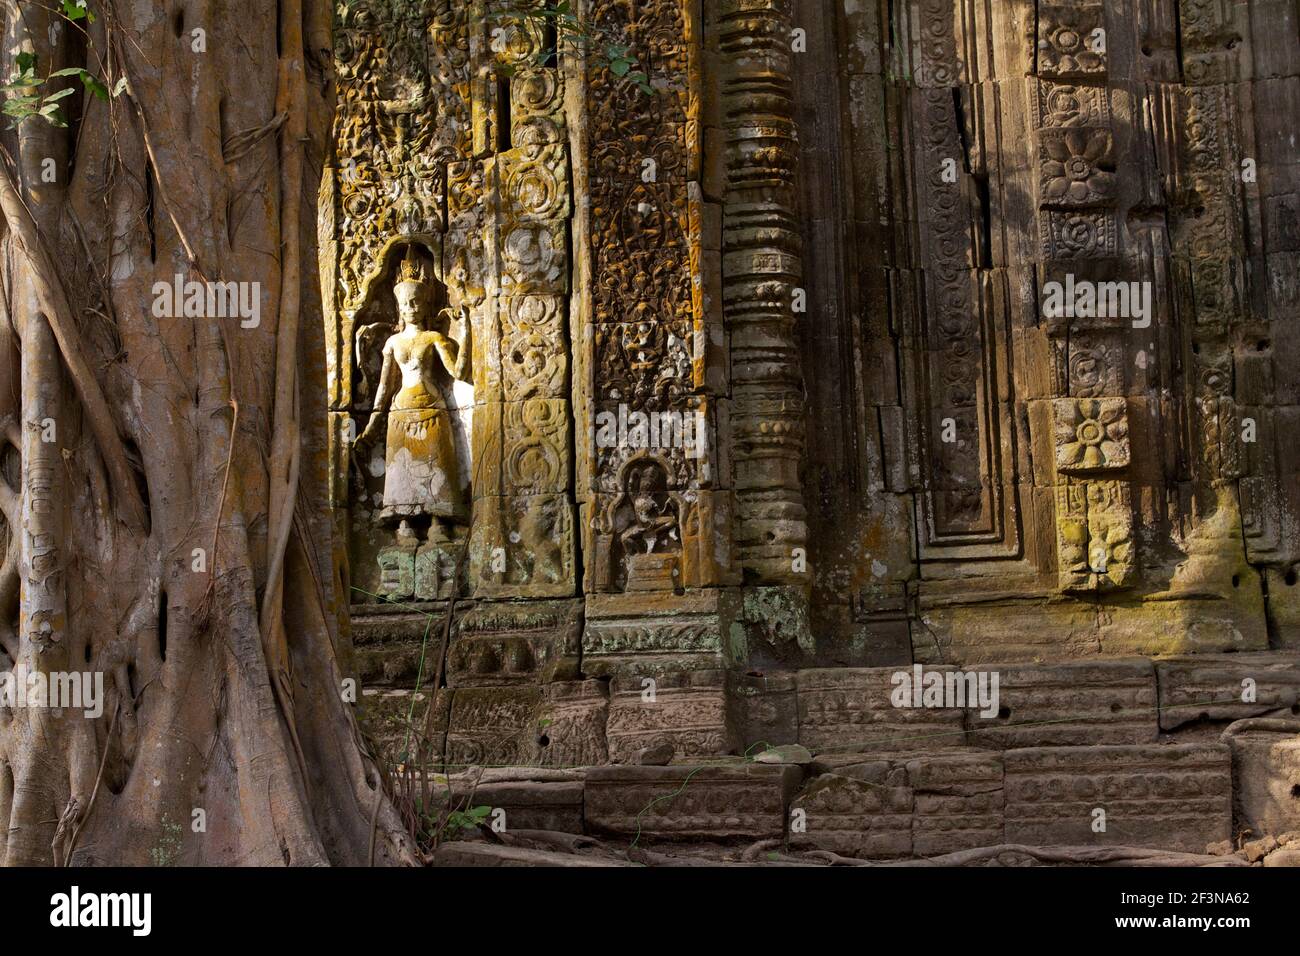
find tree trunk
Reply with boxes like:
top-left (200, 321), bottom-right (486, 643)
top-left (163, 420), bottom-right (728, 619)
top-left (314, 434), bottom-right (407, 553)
top-left (0, 0), bottom-right (414, 866)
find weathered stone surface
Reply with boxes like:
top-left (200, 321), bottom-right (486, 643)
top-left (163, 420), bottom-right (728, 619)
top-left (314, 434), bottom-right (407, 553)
top-left (444, 680), bottom-right (607, 770)
top-left (447, 768), bottom-right (585, 786)
top-left (1157, 654), bottom-right (1300, 731)
top-left (907, 751), bottom-right (1005, 856)
top-left (585, 764), bottom-right (802, 840)
top-left (1221, 719), bottom-right (1300, 840)
top-left (351, 605), bottom-right (450, 687)
top-left (789, 765), bottom-right (912, 858)
top-left (791, 748), bottom-right (1004, 857)
top-left (1004, 745), bottom-right (1232, 853)
top-left (357, 687), bottom-right (447, 768)
top-left (538, 680), bottom-right (609, 769)
top-left (582, 590), bottom-right (740, 681)
top-left (795, 668), bottom-right (967, 753)
top-left (966, 659), bottom-right (1158, 748)
top-left (447, 599), bottom-right (582, 688)
top-left (741, 586), bottom-right (815, 667)
top-left (451, 780), bottom-right (585, 834)
top-left (445, 686), bottom-right (545, 771)
top-left (727, 671), bottom-right (799, 754)
top-left (605, 670), bottom-right (734, 764)
top-left (633, 743), bottom-right (675, 766)
top-left (1243, 836), bottom-right (1277, 863)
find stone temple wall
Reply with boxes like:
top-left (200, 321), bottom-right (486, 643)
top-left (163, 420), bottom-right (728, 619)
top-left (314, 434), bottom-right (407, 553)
top-left (798, 0), bottom-right (1300, 669)
top-left (321, 0), bottom-right (1300, 854)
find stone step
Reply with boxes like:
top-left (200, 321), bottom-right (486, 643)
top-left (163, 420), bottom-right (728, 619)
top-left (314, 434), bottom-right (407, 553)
top-left (584, 763), bottom-right (802, 840)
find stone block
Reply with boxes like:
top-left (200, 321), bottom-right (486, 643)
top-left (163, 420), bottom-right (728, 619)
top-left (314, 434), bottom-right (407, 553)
top-left (1157, 654), bottom-right (1300, 730)
top-left (447, 599), bottom-right (582, 687)
top-left (582, 590), bottom-right (738, 681)
top-left (790, 765), bottom-right (912, 858)
top-left (795, 667), bottom-right (967, 752)
top-left (444, 680), bottom-right (609, 771)
top-left (351, 601), bottom-right (456, 687)
top-left (965, 659), bottom-right (1158, 747)
top-left (357, 687), bottom-right (449, 769)
top-left (453, 780), bottom-right (585, 834)
top-left (907, 750), bottom-right (1005, 855)
top-left (445, 686), bottom-right (545, 770)
top-left (431, 843), bottom-right (632, 867)
top-left (539, 680), bottom-right (609, 768)
top-left (467, 494), bottom-right (576, 599)
top-left (414, 538), bottom-right (462, 600)
top-left (1004, 744), bottom-right (1232, 853)
top-left (606, 670), bottom-right (734, 763)
top-left (585, 764), bottom-right (801, 840)
top-left (727, 671), bottom-right (799, 755)
top-left (1222, 719), bottom-right (1300, 840)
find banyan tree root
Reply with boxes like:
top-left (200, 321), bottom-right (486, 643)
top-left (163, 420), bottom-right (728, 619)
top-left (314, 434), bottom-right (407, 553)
top-left (0, 0), bottom-right (416, 866)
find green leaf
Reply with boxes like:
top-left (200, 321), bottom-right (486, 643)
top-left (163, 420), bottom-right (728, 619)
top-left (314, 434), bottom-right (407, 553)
top-left (16, 52), bottom-right (36, 75)
top-left (39, 104), bottom-right (68, 127)
top-left (48, 67), bottom-right (85, 78)
top-left (610, 57), bottom-right (632, 77)
top-left (2, 91), bottom-right (39, 112)
top-left (81, 71), bottom-right (109, 101)
top-left (2, 101), bottom-right (33, 119)
top-left (42, 86), bottom-right (76, 103)
top-left (61, 0), bottom-right (90, 21)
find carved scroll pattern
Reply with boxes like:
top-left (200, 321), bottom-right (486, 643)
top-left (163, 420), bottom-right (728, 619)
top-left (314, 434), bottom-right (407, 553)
top-left (469, 0), bottom-right (577, 597)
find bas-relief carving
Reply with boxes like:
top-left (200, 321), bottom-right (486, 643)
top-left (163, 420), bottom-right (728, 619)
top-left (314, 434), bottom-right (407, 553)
top-left (352, 245), bottom-right (475, 601)
top-left (330, 0), bottom-right (581, 606)
top-left (596, 456), bottom-right (683, 593)
top-left (333, 0), bottom-right (1300, 788)
top-left (361, 249), bottom-right (472, 532)
top-left (1052, 398), bottom-right (1129, 472)
top-left (838, 0), bottom-right (1281, 661)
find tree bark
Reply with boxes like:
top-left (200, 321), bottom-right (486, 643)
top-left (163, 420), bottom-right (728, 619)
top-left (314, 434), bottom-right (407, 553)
top-left (0, 0), bottom-right (415, 866)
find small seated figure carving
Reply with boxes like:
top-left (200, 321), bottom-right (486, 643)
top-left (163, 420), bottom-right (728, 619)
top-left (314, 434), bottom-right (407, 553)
top-left (618, 461), bottom-right (679, 556)
top-left (613, 460), bottom-right (681, 594)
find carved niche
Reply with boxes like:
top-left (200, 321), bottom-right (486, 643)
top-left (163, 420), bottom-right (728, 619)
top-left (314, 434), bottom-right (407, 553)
top-left (326, 0), bottom-right (577, 605)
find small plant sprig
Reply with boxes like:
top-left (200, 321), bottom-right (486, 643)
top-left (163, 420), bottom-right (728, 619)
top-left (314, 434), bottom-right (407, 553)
top-left (60, 0), bottom-right (94, 21)
top-left (443, 804), bottom-right (493, 837)
top-left (498, 1), bottom-right (655, 94)
top-left (2, 0), bottom-right (124, 130)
